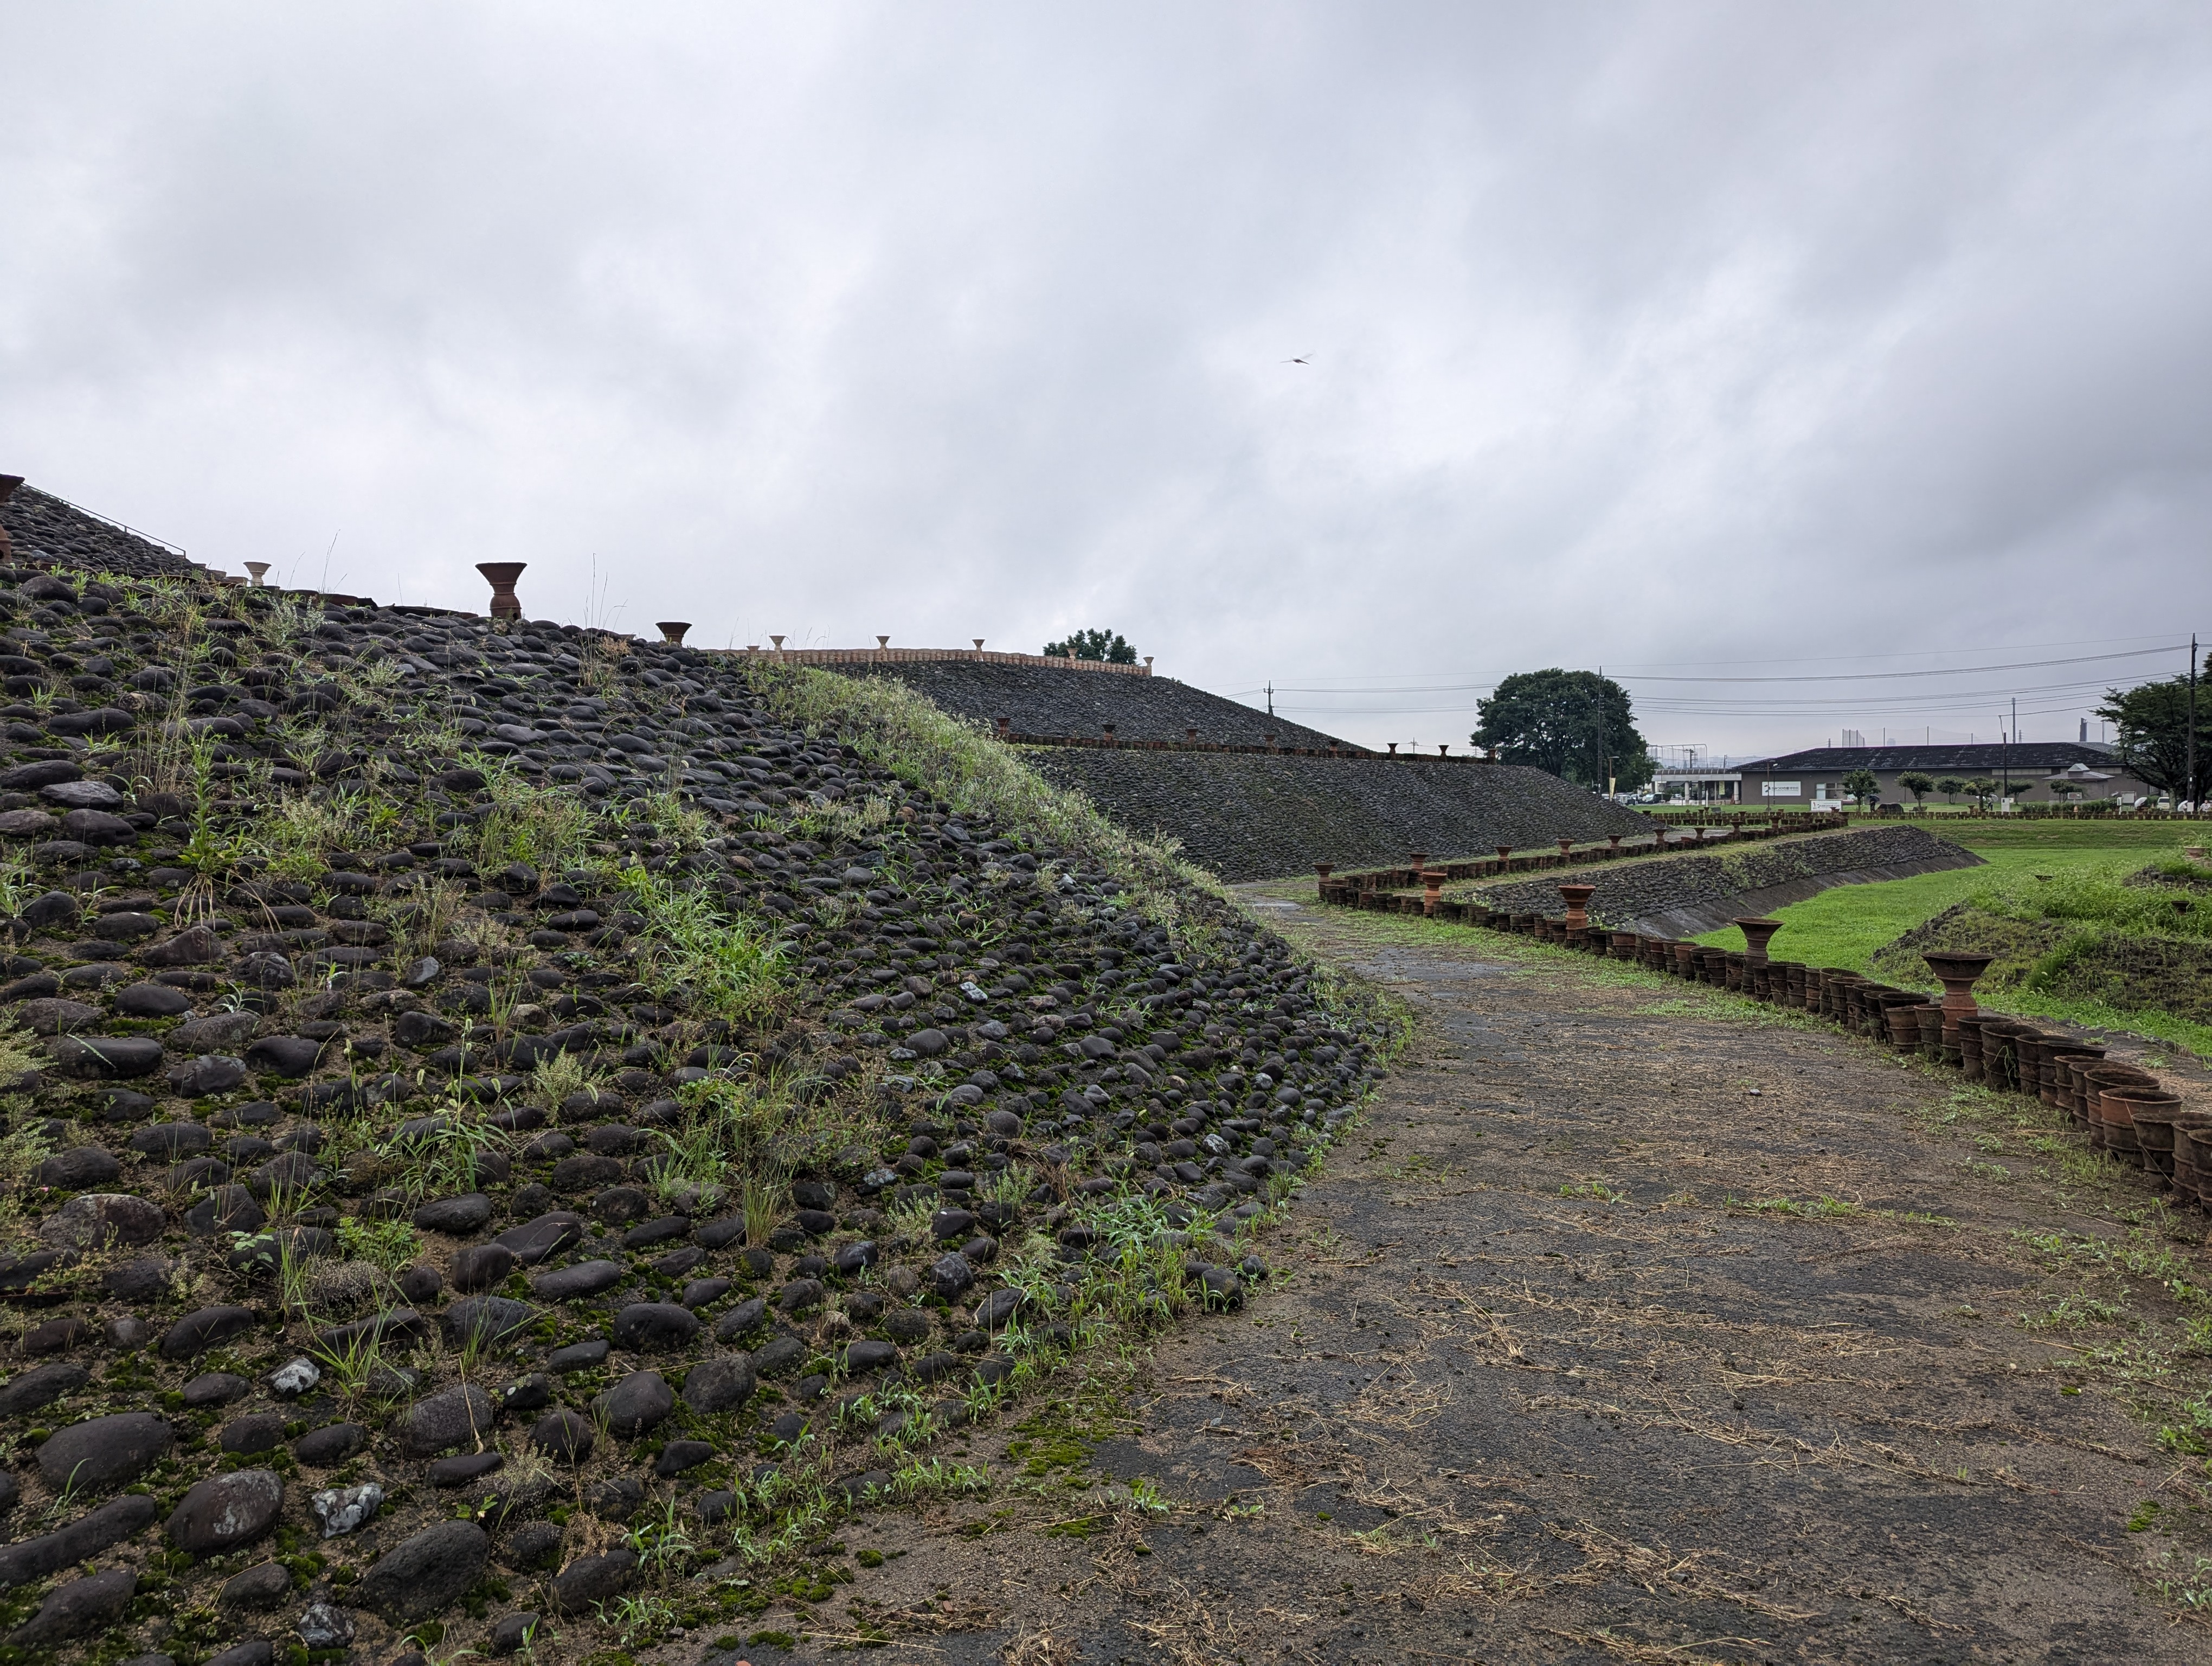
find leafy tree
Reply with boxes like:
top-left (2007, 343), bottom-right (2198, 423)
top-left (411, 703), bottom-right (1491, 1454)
top-left (1899, 772), bottom-right (1935, 806)
top-left (1471, 669), bottom-right (1654, 792)
top-left (1043, 628), bottom-right (1137, 664)
top-left (2097, 651), bottom-right (2211, 802)
top-left (1842, 767), bottom-right (1881, 807)
top-left (1967, 777), bottom-right (1998, 810)
top-left (2050, 779), bottom-right (2084, 803)
top-left (1935, 776), bottom-right (1965, 805)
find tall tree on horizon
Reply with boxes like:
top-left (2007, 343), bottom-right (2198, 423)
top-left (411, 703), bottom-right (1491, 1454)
top-left (2097, 650), bottom-right (2210, 802)
top-left (1043, 627), bottom-right (1137, 664)
top-left (1471, 669), bottom-right (1654, 791)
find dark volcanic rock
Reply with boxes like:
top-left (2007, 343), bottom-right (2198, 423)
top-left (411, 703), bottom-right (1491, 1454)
top-left (551, 1547), bottom-right (637, 1614)
top-left (489, 1610), bottom-right (542, 1653)
top-left (529, 1409), bottom-right (594, 1462)
top-left (413, 1192), bottom-right (493, 1234)
top-left (610, 1302), bottom-right (698, 1351)
top-left (751, 1335), bottom-right (807, 1375)
top-left (681, 1353), bottom-right (757, 1414)
top-left (13, 997), bottom-right (99, 1036)
top-left (0, 1495), bottom-right (157, 1589)
top-left (166, 1469), bottom-right (284, 1555)
top-left (7, 1566), bottom-right (134, 1644)
top-left (169, 1054), bottom-right (248, 1097)
top-left (217, 1560), bottom-right (291, 1609)
top-left (546, 1338), bottom-right (609, 1372)
top-left (218, 1413), bottom-right (287, 1454)
top-left (294, 1422), bottom-right (366, 1465)
top-left (245, 1035), bottom-right (324, 1077)
top-left (531, 1258), bottom-right (624, 1299)
top-left (551, 1152), bottom-right (625, 1190)
top-left (496, 1210), bottom-right (584, 1264)
top-left (204, 1642), bottom-right (274, 1666)
top-left (162, 1304), bottom-right (255, 1359)
top-left (169, 1010), bottom-right (258, 1052)
top-left (653, 1439), bottom-right (713, 1476)
top-left (500, 1518), bottom-right (563, 1571)
top-left (713, 1297), bottom-right (768, 1342)
top-left (182, 1372), bottom-right (252, 1408)
top-left (446, 1295), bottom-right (538, 1345)
top-left (401, 1383), bottom-right (498, 1457)
top-left (40, 1191), bottom-right (164, 1248)
top-left (429, 1451), bottom-right (505, 1488)
top-left (47, 1034), bottom-right (164, 1078)
top-left (358, 1519), bottom-right (490, 1622)
top-left (0, 1362), bottom-right (87, 1416)
top-left (595, 1369), bottom-right (674, 1438)
top-left (37, 1412), bottom-right (170, 1491)
top-left (115, 981), bottom-right (191, 1017)
top-left (930, 1251), bottom-right (975, 1302)
top-left (34, 1145), bottom-right (119, 1189)
top-left (841, 1338), bottom-right (899, 1373)
top-left (452, 1241), bottom-right (516, 1291)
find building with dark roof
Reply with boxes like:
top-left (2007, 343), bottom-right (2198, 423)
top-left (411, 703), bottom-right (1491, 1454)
top-left (1734, 741), bottom-right (2156, 808)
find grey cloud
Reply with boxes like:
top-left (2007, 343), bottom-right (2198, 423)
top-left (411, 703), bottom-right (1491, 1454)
top-left (3, 2), bottom-right (2208, 755)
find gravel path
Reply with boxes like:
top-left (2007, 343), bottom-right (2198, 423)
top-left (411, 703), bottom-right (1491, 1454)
top-left (737, 890), bottom-right (2212, 1665)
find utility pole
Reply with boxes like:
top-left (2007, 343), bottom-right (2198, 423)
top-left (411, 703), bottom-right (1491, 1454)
top-left (1265, 680), bottom-right (1274, 719)
top-left (1999, 708), bottom-right (2009, 808)
top-left (2190, 633), bottom-right (2200, 810)
top-left (2008, 696), bottom-right (2018, 807)
top-left (1597, 667), bottom-right (1610, 798)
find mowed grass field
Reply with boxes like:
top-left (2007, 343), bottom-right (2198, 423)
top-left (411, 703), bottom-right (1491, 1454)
top-left (1693, 819), bottom-right (2212, 1057)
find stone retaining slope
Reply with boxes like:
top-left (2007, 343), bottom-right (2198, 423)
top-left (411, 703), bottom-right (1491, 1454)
top-left (1028, 749), bottom-right (1652, 882)
top-left (845, 658), bottom-right (1351, 750)
top-left (0, 560), bottom-right (1399, 1661)
top-left (0, 483), bottom-right (198, 579)
top-left (1476, 822), bottom-right (1980, 935)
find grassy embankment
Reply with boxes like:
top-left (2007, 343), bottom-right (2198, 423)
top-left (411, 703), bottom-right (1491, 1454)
top-left (1693, 821), bottom-right (2212, 1059)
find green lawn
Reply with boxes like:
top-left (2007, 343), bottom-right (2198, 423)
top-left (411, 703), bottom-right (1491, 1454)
top-left (1691, 822), bottom-right (2212, 1059)
top-left (1687, 845), bottom-right (2114, 973)
top-left (1240, 830), bottom-right (2212, 1060)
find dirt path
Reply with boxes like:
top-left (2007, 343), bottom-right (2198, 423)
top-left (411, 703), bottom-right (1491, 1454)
top-left (715, 895), bottom-right (2212, 1666)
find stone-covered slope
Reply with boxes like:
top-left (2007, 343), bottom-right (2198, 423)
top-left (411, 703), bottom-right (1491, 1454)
top-left (0, 483), bottom-right (198, 580)
top-left (1471, 823), bottom-right (1981, 935)
top-left (0, 569), bottom-right (1391, 1661)
top-left (1026, 749), bottom-right (1654, 882)
top-left (841, 658), bottom-right (1349, 749)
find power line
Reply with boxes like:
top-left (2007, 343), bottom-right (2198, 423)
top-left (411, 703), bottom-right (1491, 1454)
top-left (1285, 678), bottom-right (2153, 719)
top-left (1617, 645), bottom-right (2185, 684)
top-left (1240, 644), bottom-right (2184, 700)
top-left (1234, 635), bottom-right (2185, 692)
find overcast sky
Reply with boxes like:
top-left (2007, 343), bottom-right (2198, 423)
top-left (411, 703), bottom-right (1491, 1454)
top-left (4, 2), bottom-right (2209, 759)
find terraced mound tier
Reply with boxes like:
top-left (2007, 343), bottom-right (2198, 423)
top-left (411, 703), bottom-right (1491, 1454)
top-left (836, 656), bottom-right (1351, 750)
top-left (0, 483), bottom-right (199, 580)
top-left (1028, 748), bottom-right (1654, 881)
top-left (0, 569), bottom-right (1393, 1661)
top-left (1468, 821), bottom-right (1981, 935)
